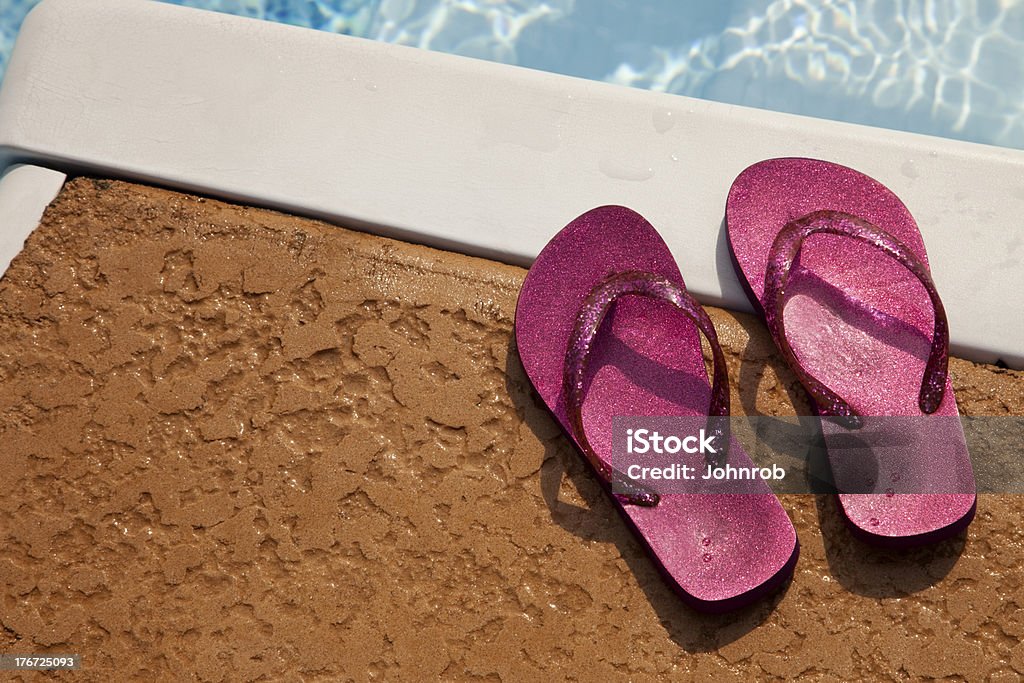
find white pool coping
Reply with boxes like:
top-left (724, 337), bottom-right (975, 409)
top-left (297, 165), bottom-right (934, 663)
top-left (0, 0), bottom-right (1021, 367)
top-left (0, 165), bottom-right (65, 276)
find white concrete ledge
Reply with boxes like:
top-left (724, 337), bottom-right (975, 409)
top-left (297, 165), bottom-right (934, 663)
top-left (0, 0), bottom-right (1021, 366)
top-left (0, 165), bottom-right (66, 277)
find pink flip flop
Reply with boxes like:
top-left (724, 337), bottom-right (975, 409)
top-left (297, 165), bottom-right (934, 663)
top-left (726, 158), bottom-right (976, 547)
top-left (515, 205), bottom-right (798, 612)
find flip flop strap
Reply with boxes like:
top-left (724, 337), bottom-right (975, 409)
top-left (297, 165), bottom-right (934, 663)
top-left (564, 270), bottom-right (731, 507)
top-left (763, 210), bottom-right (949, 421)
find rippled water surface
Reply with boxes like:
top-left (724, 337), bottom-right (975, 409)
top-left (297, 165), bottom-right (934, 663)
top-left (1, 0), bottom-right (1022, 148)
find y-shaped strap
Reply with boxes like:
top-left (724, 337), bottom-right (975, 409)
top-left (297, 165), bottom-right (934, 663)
top-left (563, 270), bottom-right (731, 507)
top-left (763, 210), bottom-right (949, 423)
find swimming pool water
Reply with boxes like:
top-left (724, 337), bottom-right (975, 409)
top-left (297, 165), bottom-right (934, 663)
top-left (1, 0), bottom-right (1022, 149)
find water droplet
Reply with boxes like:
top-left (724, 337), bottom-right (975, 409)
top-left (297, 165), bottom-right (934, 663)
top-left (702, 553), bottom-right (713, 563)
top-left (670, 153), bottom-right (679, 162)
top-left (599, 157), bottom-right (655, 182)
top-left (869, 517), bottom-right (880, 527)
top-left (365, 82), bottom-right (378, 92)
top-left (885, 487), bottom-right (895, 498)
top-left (901, 159), bottom-right (918, 179)
top-left (652, 109), bottom-right (676, 134)
top-left (701, 537), bottom-right (712, 547)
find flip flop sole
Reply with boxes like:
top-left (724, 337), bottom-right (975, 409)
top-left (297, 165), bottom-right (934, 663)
top-left (515, 205), bottom-right (798, 611)
top-left (726, 158), bottom-right (976, 546)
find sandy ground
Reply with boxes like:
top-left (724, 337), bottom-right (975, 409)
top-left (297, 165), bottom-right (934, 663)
top-left (0, 178), bottom-right (1022, 681)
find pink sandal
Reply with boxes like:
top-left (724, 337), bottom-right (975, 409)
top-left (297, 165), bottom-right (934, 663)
top-left (515, 206), bottom-right (798, 612)
top-left (726, 158), bottom-right (976, 547)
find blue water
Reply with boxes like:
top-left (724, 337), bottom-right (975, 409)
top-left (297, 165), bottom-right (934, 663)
top-left (2, 0), bottom-right (1023, 149)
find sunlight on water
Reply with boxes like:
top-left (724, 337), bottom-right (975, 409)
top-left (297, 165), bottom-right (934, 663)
top-left (372, 0), bottom-right (575, 63)
top-left (599, 0), bottom-right (1024, 148)
top-left (0, 0), bottom-right (1022, 149)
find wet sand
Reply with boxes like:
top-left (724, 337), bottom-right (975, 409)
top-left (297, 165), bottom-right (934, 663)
top-left (0, 178), bottom-right (1022, 680)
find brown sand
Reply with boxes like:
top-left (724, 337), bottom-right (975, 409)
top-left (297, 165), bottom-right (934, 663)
top-left (0, 178), bottom-right (1022, 681)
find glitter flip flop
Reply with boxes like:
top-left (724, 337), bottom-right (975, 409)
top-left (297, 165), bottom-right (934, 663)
top-left (515, 205), bottom-right (798, 612)
top-left (726, 157), bottom-right (976, 547)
